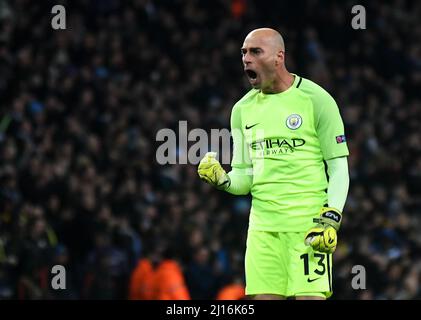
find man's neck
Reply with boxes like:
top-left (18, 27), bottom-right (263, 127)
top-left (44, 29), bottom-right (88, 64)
top-left (261, 71), bottom-right (295, 94)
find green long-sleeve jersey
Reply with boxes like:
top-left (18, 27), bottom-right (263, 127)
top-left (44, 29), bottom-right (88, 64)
top-left (228, 74), bottom-right (349, 232)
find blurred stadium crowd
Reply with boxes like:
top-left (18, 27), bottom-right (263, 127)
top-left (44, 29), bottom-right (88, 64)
top-left (1, 0), bottom-right (421, 299)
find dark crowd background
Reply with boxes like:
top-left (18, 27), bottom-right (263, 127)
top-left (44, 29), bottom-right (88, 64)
top-left (1, 0), bottom-right (421, 300)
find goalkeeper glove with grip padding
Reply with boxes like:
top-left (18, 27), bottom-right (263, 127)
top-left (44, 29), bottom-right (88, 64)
top-left (197, 152), bottom-right (230, 190)
top-left (304, 207), bottom-right (342, 254)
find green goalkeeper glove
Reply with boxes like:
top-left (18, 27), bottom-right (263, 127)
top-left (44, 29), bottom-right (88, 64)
top-left (197, 152), bottom-right (230, 190)
top-left (304, 207), bottom-right (342, 254)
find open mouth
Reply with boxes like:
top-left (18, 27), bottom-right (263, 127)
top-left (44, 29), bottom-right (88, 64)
top-left (245, 69), bottom-right (257, 80)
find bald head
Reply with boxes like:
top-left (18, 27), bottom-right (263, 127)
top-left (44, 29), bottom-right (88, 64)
top-left (244, 28), bottom-right (285, 52)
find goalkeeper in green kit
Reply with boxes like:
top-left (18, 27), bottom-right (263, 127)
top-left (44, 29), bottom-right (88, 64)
top-left (198, 28), bottom-right (350, 300)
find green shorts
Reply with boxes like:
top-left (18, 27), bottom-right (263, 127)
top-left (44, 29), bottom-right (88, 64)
top-left (245, 230), bottom-right (333, 298)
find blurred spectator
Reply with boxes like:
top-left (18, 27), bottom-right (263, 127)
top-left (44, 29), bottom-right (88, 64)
top-left (216, 275), bottom-right (245, 300)
top-left (128, 257), bottom-right (154, 300)
top-left (185, 246), bottom-right (218, 299)
top-left (83, 231), bottom-right (129, 299)
top-left (152, 244), bottom-right (191, 300)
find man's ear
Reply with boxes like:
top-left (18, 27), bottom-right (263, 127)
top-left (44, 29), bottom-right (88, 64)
top-left (275, 50), bottom-right (285, 66)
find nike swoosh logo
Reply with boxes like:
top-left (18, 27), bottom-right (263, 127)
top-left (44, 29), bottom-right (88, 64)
top-left (307, 277), bottom-right (321, 283)
top-left (245, 123), bottom-right (259, 130)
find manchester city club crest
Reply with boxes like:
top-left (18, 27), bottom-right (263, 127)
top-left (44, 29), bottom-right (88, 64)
top-left (286, 114), bottom-right (302, 130)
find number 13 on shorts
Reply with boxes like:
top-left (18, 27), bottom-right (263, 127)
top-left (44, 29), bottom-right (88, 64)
top-left (294, 251), bottom-right (333, 297)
